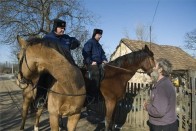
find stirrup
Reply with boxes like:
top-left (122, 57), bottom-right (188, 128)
top-left (36, 97), bottom-right (45, 108)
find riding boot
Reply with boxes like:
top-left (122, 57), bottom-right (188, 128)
top-left (85, 65), bottom-right (106, 125)
top-left (34, 73), bottom-right (51, 109)
top-left (87, 65), bottom-right (101, 102)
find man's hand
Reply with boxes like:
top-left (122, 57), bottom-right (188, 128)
top-left (102, 60), bottom-right (108, 64)
top-left (143, 101), bottom-right (149, 111)
top-left (91, 61), bottom-right (97, 65)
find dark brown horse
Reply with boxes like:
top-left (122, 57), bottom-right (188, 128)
top-left (95, 45), bottom-right (155, 130)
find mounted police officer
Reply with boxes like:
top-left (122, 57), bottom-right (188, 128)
top-left (82, 28), bottom-right (107, 100)
top-left (35, 19), bottom-right (80, 109)
top-left (82, 28), bottom-right (107, 87)
top-left (34, 19), bottom-right (81, 129)
top-left (82, 28), bottom-right (107, 127)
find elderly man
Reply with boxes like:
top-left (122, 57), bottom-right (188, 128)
top-left (144, 58), bottom-right (178, 131)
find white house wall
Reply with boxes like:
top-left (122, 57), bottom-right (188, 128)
top-left (110, 43), bottom-right (132, 61)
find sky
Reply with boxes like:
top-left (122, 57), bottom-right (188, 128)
top-left (82, 0), bottom-right (196, 58)
top-left (0, 0), bottom-right (195, 63)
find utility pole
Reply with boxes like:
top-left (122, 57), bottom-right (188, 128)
top-left (149, 26), bottom-right (152, 49)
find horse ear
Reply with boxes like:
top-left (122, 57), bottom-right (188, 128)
top-left (144, 45), bottom-right (149, 51)
top-left (17, 35), bottom-right (27, 48)
top-left (144, 44), bottom-right (154, 56)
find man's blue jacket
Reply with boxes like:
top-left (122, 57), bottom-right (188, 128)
top-left (82, 38), bottom-right (107, 65)
top-left (43, 31), bottom-right (80, 52)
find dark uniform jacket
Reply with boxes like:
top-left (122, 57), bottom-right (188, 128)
top-left (82, 38), bottom-right (107, 65)
top-left (43, 31), bottom-right (80, 52)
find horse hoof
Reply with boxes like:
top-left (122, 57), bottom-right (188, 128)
top-left (34, 126), bottom-right (39, 131)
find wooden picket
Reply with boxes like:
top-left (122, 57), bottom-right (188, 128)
top-left (125, 82), bottom-right (152, 130)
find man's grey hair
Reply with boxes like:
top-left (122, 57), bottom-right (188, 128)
top-left (156, 58), bottom-right (172, 76)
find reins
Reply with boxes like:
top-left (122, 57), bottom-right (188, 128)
top-left (107, 48), bottom-right (154, 75)
top-left (105, 63), bottom-right (148, 74)
top-left (105, 64), bottom-right (133, 72)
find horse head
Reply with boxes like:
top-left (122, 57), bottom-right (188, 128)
top-left (140, 45), bottom-right (155, 75)
top-left (17, 36), bottom-right (39, 87)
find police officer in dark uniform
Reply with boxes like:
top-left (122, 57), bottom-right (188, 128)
top-left (82, 28), bottom-right (107, 90)
top-left (44, 18), bottom-right (80, 52)
top-left (35, 19), bottom-right (81, 129)
top-left (82, 29), bottom-right (107, 66)
top-left (35, 19), bottom-right (80, 108)
top-left (82, 28), bottom-right (107, 128)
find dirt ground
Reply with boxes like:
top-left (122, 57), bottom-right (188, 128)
top-left (0, 74), bottom-right (145, 131)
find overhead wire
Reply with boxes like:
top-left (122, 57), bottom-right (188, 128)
top-left (151, 0), bottom-right (160, 26)
top-left (149, 0), bottom-right (160, 48)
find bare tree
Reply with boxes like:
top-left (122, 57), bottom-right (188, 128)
top-left (135, 24), bottom-right (148, 41)
top-left (122, 24), bottom-right (156, 44)
top-left (122, 28), bottom-right (131, 39)
top-left (185, 29), bottom-right (196, 51)
top-left (71, 29), bottom-right (90, 67)
top-left (0, 0), bottom-right (95, 65)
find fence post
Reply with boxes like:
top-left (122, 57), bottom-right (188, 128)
top-left (179, 87), bottom-right (183, 131)
top-left (192, 77), bottom-right (196, 131)
top-left (140, 83), bottom-right (144, 127)
top-left (184, 93), bottom-right (189, 131)
top-left (144, 84), bottom-right (149, 128)
top-left (189, 70), bottom-right (196, 131)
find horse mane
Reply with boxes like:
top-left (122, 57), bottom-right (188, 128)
top-left (109, 47), bottom-right (154, 67)
top-left (26, 37), bottom-right (77, 66)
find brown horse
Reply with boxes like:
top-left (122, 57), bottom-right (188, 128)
top-left (96, 45), bottom-right (155, 130)
top-left (17, 36), bottom-right (86, 131)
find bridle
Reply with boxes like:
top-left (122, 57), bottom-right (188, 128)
top-left (137, 56), bottom-right (154, 74)
top-left (17, 46), bottom-right (36, 88)
top-left (127, 47), bottom-right (154, 74)
top-left (106, 56), bottom-right (154, 74)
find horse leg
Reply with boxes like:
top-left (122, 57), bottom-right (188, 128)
top-left (104, 99), bottom-right (116, 131)
top-left (49, 114), bottom-right (59, 131)
top-left (67, 113), bottom-right (80, 131)
top-left (34, 107), bottom-right (44, 131)
top-left (20, 97), bottom-right (31, 130)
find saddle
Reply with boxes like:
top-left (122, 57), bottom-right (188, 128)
top-left (85, 64), bottom-right (105, 82)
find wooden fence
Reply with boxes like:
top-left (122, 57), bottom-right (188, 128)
top-left (125, 74), bottom-right (196, 131)
top-left (125, 82), bottom-right (151, 130)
